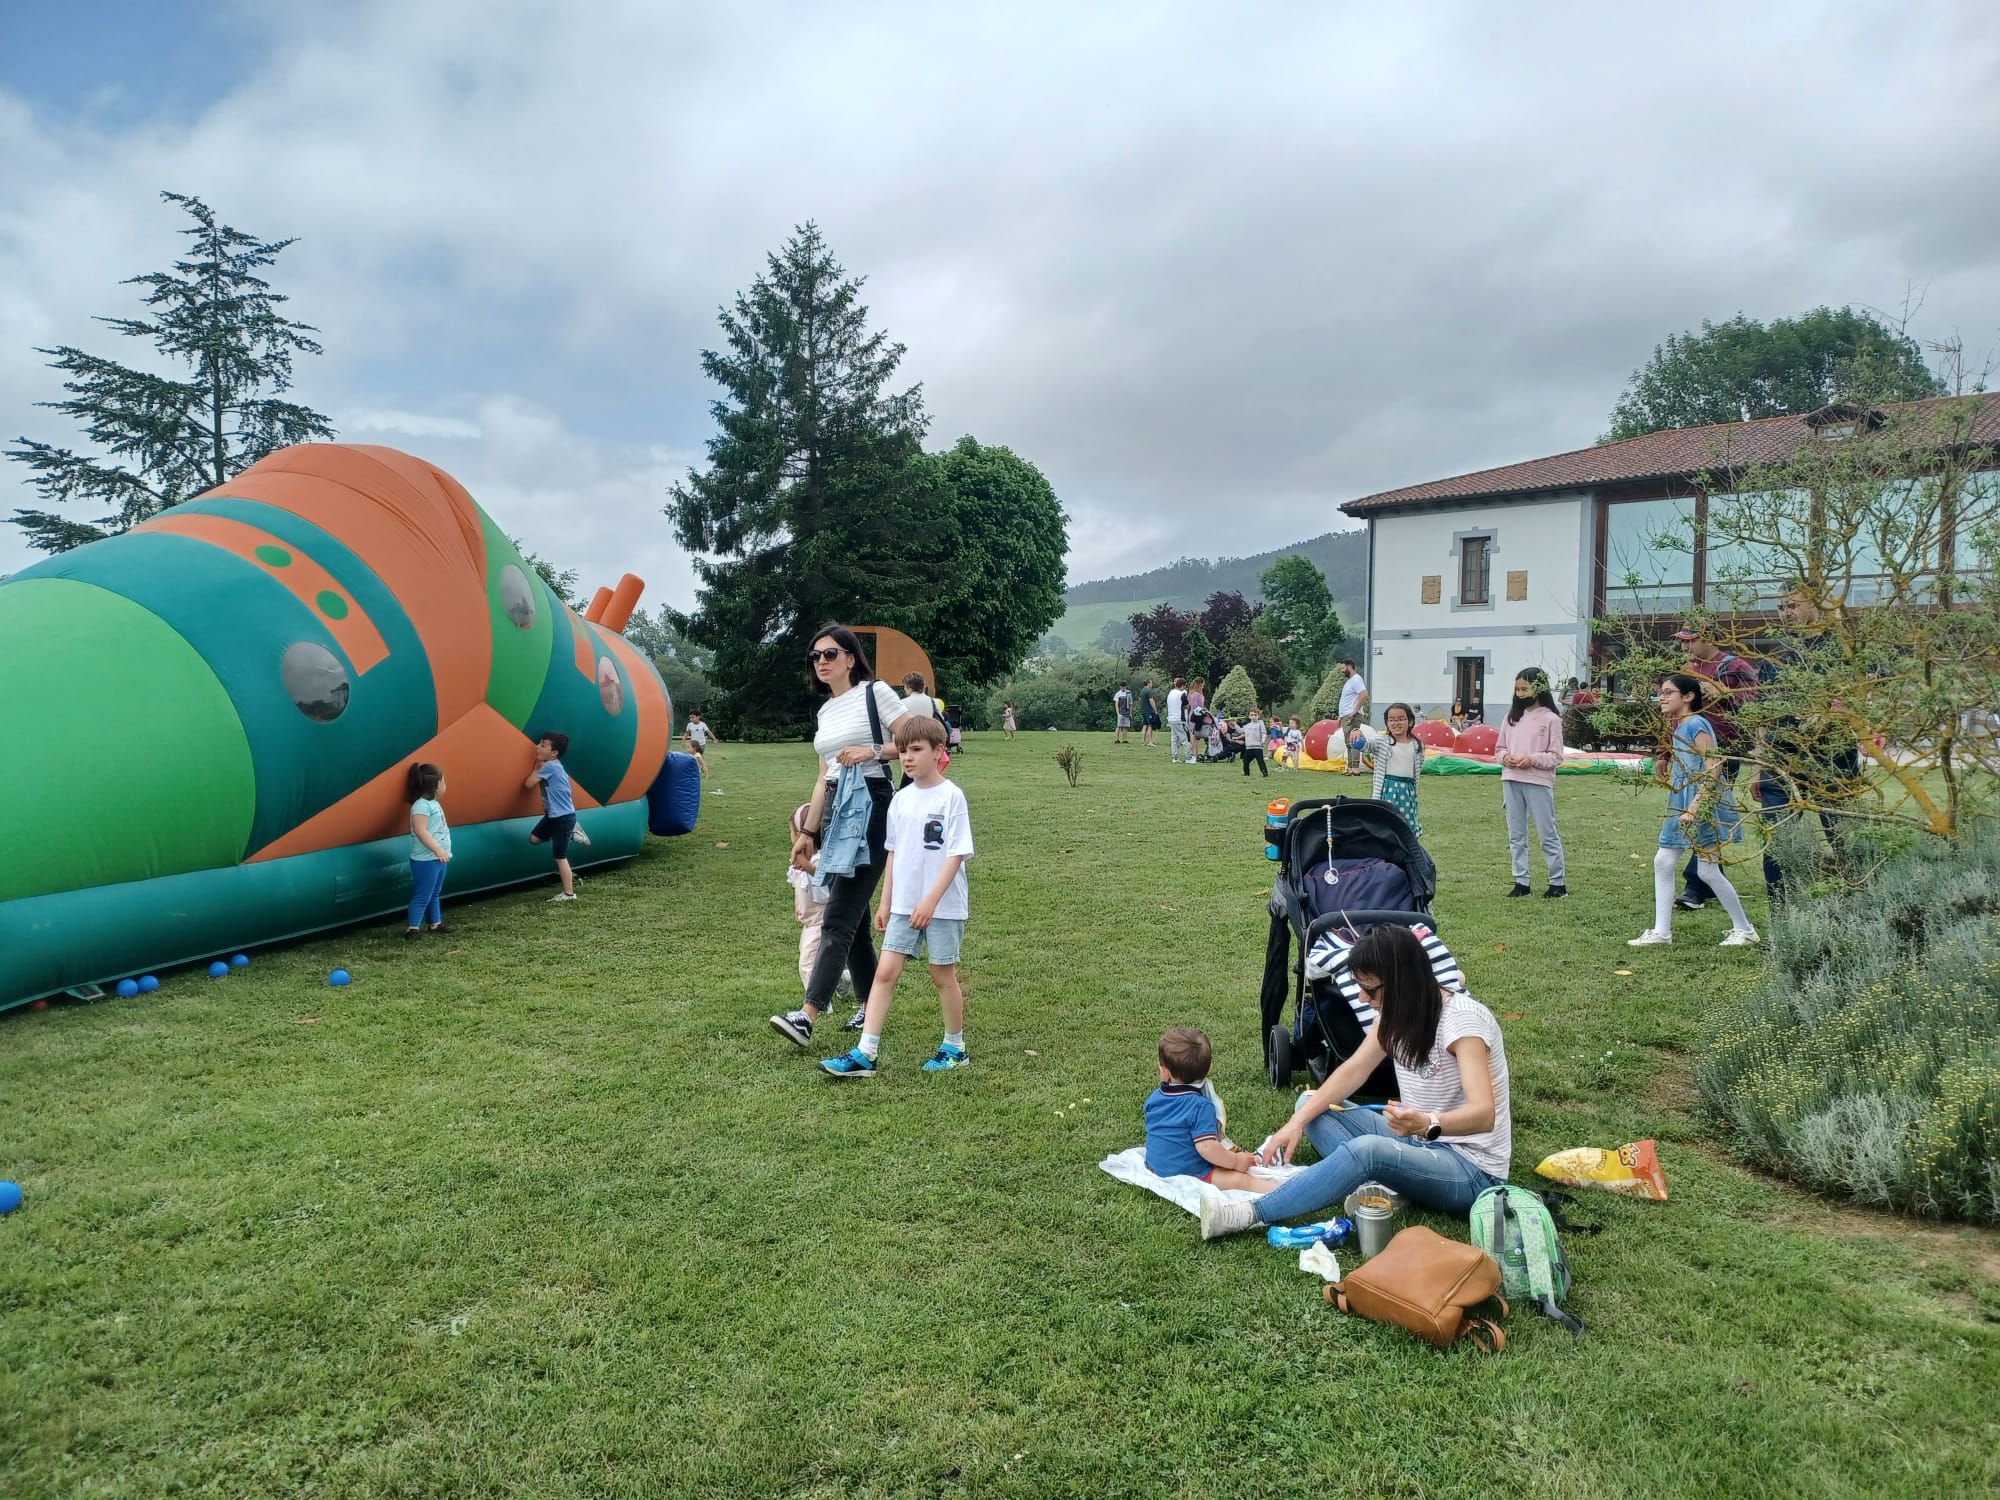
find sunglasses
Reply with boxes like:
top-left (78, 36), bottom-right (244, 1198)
top-left (806, 647), bottom-right (846, 664)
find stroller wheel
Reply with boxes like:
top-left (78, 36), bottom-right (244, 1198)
top-left (1267, 1024), bottom-right (1294, 1087)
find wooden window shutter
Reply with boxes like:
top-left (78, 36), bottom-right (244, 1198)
top-left (1421, 575), bottom-right (1441, 604)
top-left (1506, 569), bottom-right (1528, 601)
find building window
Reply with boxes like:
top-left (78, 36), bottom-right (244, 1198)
top-left (1459, 536), bottom-right (1490, 605)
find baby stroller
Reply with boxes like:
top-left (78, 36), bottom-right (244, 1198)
top-left (1258, 795), bottom-right (1451, 1094)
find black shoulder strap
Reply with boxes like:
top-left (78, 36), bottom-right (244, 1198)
top-left (864, 680), bottom-right (884, 749)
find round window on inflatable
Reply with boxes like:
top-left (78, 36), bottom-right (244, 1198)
top-left (500, 564), bottom-right (537, 630)
top-left (281, 641), bottom-right (350, 722)
top-left (597, 656), bottom-right (625, 716)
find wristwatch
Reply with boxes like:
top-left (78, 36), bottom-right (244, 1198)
top-left (1423, 1113), bottom-right (1444, 1142)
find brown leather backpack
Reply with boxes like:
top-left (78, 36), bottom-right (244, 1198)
top-left (1325, 1225), bottom-right (1509, 1352)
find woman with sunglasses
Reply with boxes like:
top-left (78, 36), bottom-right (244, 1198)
top-left (1198, 923), bottom-right (1511, 1239)
top-left (771, 625), bottom-right (910, 1047)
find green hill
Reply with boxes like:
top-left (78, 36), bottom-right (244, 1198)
top-left (1048, 529), bottom-right (1365, 650)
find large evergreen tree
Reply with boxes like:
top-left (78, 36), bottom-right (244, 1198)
top-left (8, 192), bottom-right (333, 552)
top-left (667, 224), bottom-right (932, 726)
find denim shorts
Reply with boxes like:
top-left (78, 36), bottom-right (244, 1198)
top-left (531, 813), bottom-right (576, 860)
top-left (883, 913), bottom-right (965, 965)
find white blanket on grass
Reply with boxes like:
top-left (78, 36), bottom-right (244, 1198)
top-left (1098, 1146), bottom-right (1303, 1215)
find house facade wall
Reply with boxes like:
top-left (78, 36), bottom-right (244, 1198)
top-left (1362, 491), bottom-right (1594, 718)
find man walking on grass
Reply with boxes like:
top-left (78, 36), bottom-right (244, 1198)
top-left (1337, 661), bottom-right (1369, 775)
top-left (1166, 677), bottom-right (1191, 764)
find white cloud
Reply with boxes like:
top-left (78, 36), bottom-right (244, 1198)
top-left (4, 0), bottom-right (2000, 596)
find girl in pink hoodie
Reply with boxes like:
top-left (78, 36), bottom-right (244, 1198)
top-left (1496, 669), bottom-right (1568, 898)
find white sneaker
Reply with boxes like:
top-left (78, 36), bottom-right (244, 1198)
top-left (570, 825), bottom-right (592, 847)
top-left (1627, 929), bottom-right (1672, 947)
top-left (549, 891), bottom-right (577, 903)
top-left (1720, 928), bottom-right (1762, 947)
top-left (1198, 1190), bottom-right (1258, 1240)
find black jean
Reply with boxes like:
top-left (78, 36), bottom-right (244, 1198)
top-left (1758, 749), bottom-right (1861, 895)
top-left (1241, 747), bottom-right (1268, 776)
top-left (804, 776), bottom-right (892, 1014)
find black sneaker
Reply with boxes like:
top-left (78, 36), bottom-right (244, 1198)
top-left (841, 1006), bottom-right (867, 1032)
top-left (1673, 896), bottom-right (1705, 912)
top-left (1543, 885), bottom-right (1567, 899)
top-left (770, 1010), bottom-right (814, 1047)
top-left (1506, 884), bottom-right (1532, 898)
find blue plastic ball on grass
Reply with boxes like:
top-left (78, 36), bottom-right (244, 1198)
top-left (328, 969), bottom-right (351, 987)
top-left (115, 979), bottom-right (140, 998)
top-left (230, 954), bottom-right (250, 968)
top-left (0, 1182), bottom-right (21, 1215)
top-left (138, 975), bottom-right (160, 993)
top-left (208, 961), bottom-right (229, 979)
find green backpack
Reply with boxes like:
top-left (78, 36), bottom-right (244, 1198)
top-left (1470, 1185), bottom-right (1584, 1337)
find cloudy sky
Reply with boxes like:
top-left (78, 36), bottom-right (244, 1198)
top-left (4, 1), bottom-right (1998, 607)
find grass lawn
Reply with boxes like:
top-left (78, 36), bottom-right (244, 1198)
top-left (1048, 597), bottom-right (1166, 652)
top-left (3, 734), bottom-right (1997, 1498)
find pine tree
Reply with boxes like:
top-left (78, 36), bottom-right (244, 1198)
top-left (8, 192), bottom-right (334, 552)
top-left (667, 223), bottom-right (931, 727)
top-left (1210, 664), bottom-right (1258, 717)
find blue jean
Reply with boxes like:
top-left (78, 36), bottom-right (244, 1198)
top-left (1251, 1105), bottom-right (1498, 1224)
top-left (408, 858), bottom-right (447, 928)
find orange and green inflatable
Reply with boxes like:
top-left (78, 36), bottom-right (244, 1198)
top-left (0, 443), bottom-right (698, 1010)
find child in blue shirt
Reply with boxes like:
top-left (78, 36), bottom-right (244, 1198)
top-left (524, 731), bottom-right (580, 902)
top-left (406, 761), bottom-right (452, 937)
top-left (1145, 1027), bottom-right (1268, 1190)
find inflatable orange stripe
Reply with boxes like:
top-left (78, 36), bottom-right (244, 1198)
top-left (137, 512), bottom-right (390, 674)
top-left (248, 703), bottom-right (599, 863)
top-left (600, 624), bottom-right (673, 804)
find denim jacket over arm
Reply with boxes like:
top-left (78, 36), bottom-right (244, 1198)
top-left (814, 764), bottom-right (876, 883)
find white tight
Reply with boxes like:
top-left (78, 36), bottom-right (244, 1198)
top-left (1653, 846), bottom-right (1753, 935)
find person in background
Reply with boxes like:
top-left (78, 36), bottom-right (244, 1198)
top-left (1166, 677), bottom-right (1192, 764)
top-left (1139, 678), bottom-right (1162, 747)
top-left (1002, 700), bottom-right (1018, 740)
top-left (1240, 707), bottom-right (1270, 777)
top-left (1113, 682), bottom-right (1134, 744)
top-left (405, 761), bottom-right (452, 937)
top-left (900, 672), bottom-right (938, 726)
top-left (1629, 673), bottom-right (1760, 948)
top-left (1496, 669), bottom-right (1568, 899)
top-left (683, 710), bottom-right (716, 776)
top-left (1336, 661), bottom-right (1369, 775)
top-left (1672, 623), bottom-right (1758, 914)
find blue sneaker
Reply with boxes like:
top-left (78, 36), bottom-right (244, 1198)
top-left (920, 1044), bottom-right (968, 1072)
top-left (819, 1048), bottom-right (878, 1079)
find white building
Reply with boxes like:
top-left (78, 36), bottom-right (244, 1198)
top-left (1340, 394), bottom-right (2000, 717)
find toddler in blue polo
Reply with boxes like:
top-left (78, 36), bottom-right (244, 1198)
top-left (1145, 1027), bottom-right (1268, 1191)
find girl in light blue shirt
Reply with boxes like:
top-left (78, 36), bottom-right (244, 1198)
top-left (406, 761), bottom-right (452, 938)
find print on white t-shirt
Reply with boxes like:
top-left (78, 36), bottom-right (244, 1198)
top-left (885, 778), bottom-right (974, 919)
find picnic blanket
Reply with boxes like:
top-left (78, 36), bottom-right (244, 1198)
top-left (1098, 1146), bottom-right (1303, 1215)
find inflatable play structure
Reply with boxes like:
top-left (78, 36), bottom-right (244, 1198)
top-left (1291, 717), bottom-right (1651, 777)
top-left (0, 443), bottom-right (700, 1012)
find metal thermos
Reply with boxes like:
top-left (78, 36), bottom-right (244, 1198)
top-left (1347, 1182), bottom-right (1398, 1258)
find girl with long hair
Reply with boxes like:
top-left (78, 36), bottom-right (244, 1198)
top-left (771, 624), bottom-right (910, 1046)
top-left (1630, 673), bottom-right (1760, 947)
top-left (1357, 701), bottom-right (1425, 832)
top-left (1496, 668), bottom-right (1568, 898)
top-left (1199, 924), bottom-right (1512, 1238)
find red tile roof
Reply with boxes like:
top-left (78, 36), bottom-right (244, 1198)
top-left (1339, 393), bottom-right (2000, 517)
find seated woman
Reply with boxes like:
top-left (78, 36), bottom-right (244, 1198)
top-left (1199, 923), bottom-right (1511, 1238)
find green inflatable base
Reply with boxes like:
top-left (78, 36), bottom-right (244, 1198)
top-left (0, 801), bottom-right (648, 1011)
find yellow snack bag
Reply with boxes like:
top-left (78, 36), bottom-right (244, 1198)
top-left (1535, 1139), bottom-right (1668, 1201)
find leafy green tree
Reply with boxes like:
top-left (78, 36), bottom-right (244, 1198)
top-left (1094, 616), bottom-right (1135, 656)
top-left (1603, 307), bottom-right (1943, 442)
top-left (1199, 589), bottom-right (1259, 641)
top-left (667, 223), bottom-right (931, 728)
top-left (1181, 622), bottom-right (1217, 685)
top-left (983, 649), bottom-right (1128, 731)
top-left (1222, 624), bottom-right (1294, 710)
top-left (1210, 664), bottom-right (1258, 717)
top-left (913, 436), bottom-right (1068, 693)
top-left (1257, 553), bottom-right (1344, 674)
top-left (8, 192), bottom-right (333, 553)
top-left (1305, 667), bottom-right (1350, 724)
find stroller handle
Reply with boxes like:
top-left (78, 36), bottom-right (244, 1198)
top-left (1304, 909), bottom-right (1439, 945)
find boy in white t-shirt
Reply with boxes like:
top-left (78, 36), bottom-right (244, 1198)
top-left (820, 716), bottom-right (974, 1077)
